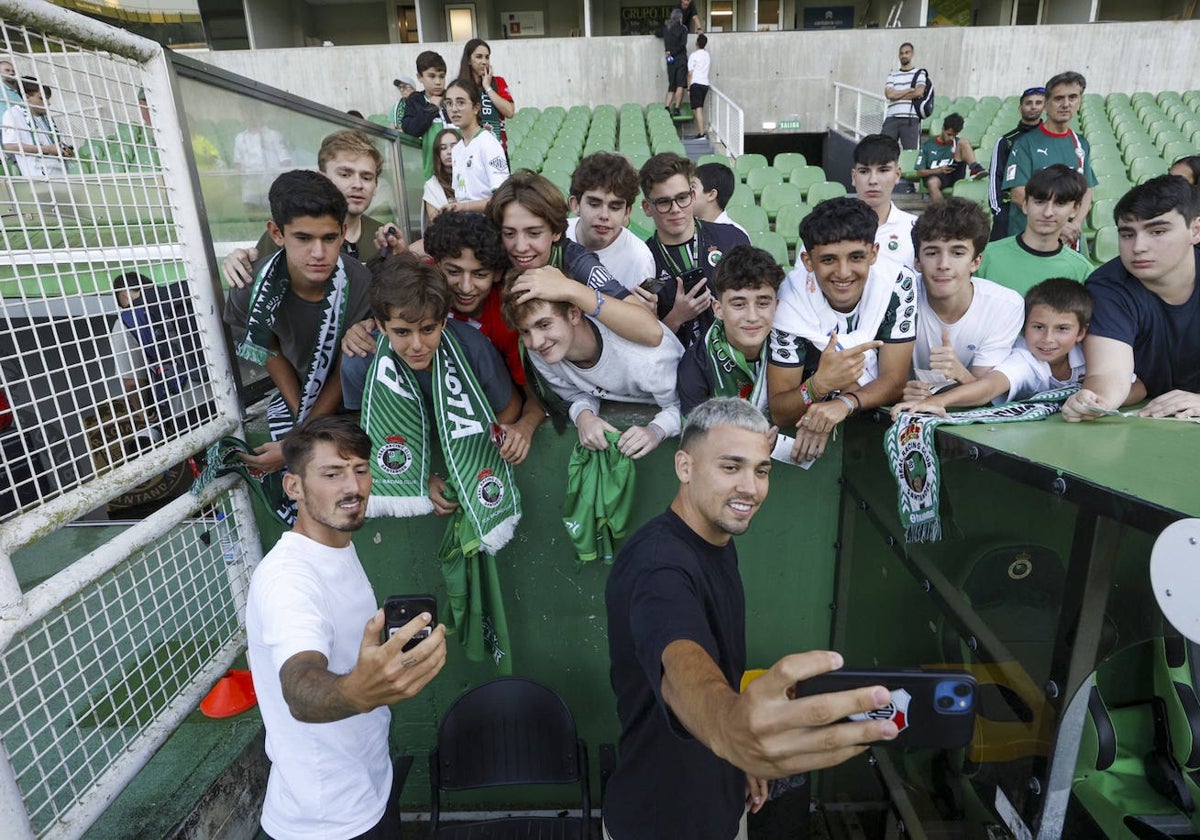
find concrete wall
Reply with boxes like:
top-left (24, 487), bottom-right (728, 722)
top-left (194, 20), bottom-right (1200, 135)
top-left (308, 2), bottom-right (392, 46)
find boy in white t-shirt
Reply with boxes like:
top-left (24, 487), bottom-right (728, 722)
top-left (892, 277), bottom-right (1090, 415)
top-left (686, 34), bottom-right (711, 139)
top-left (903, 197), bottom-right (1024, 402)
top-left (566, 151), bottom-right (657, 290)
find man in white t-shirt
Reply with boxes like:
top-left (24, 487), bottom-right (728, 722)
top-left (566, 152), bottom-right (657, 291)
top-left (881, 42), bottom-right (926, 151)
top-left (903, 198), bottom-right (1024, 402)
top-left (686, 34), bottom-right (711, 140)
top-left (1, 76), bottom-right (73, 179)
top-left (232, 114), bottom-right (292, 213)
top-left (247, 415), bottom-right (447, 840)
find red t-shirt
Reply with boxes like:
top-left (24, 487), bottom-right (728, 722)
top-left (448, 285), bottom-right (526, 387)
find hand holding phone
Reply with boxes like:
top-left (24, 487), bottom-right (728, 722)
top-left (793, 667), bottom-right (977, 749)
top-left (640, 276), bottom-right (666, 294)
top-left (383, 595), bottom-right (438, 652)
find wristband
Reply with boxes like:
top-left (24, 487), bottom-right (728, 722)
top-left (590, 289), bottom-right (604, 319)
top-left (648, 424), bottom-right (665, 442)
top-left (844, 391), bottom-right (862, 414)
top-left (800, 378), bottom-right (814, 407)
top-left (806, 376), bottom-right (825, 403)
top-left (834, 394), bottom-right (856, 415)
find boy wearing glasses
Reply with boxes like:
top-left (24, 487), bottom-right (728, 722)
top-left (989, 86), bottom-right (1046, 240)
top-left (638, 152), bottom-right (750, 348)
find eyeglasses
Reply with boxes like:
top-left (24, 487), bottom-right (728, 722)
top-left (1022, 87), bottom-right (1046, 98)
top-left (649, 190), bottom-right (694, 213)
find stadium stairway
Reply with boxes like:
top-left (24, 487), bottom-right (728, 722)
top-left (682, 134), bottom-right (716, 160)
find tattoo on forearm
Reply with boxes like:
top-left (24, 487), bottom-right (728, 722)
top-left (279, 656), bottom-right (358, 723)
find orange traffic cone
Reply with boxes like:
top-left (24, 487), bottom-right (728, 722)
top-left (200, 669), bottom-right (257, 718)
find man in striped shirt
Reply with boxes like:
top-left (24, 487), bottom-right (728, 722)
top-left (882, 42), bottom-right (926, 151)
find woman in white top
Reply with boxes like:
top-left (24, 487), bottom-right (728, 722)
top-left (423, 127), bottom-right (459, 227)
top-left (444, 78), bottom-right (509, 214)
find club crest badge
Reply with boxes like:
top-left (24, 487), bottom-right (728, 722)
top-left (378, 435), bottom-right (413, 476)
top-left (476, 468), bottom-right (505, 509)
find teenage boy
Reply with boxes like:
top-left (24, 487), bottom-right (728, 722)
top-left (1, 76), bottom-right (73, 178)
top-left (224, 130), bottom-right (387, 287)
top-left (677, 245), bottom-right (783, 416)
top-left (686, 33), bottom-right (711, 140)
top-left (851, 133), bottom-right (917, 270)
top-left (640, 152), bottom-right (750, 347)
top-left (1063, 175), bottom-right (1200, 422)
top-left (247, 415), bottom-right (446, 840)
top-left (989, 86), bottom-right (1046, 240)
top-left (914, 113), bottom-right (987, 203)
top-left (903, 197), bottom-right (1024, 402)
top-left (767, 197), bottom-right (917, 462)
top-left (345, 254), bottom-right (523, 518)
top-left (692, 162), bottom-right (748, 235)
top-left (492, 170), bottom-right (664, 348)
top-left (224, 170), bottom-right (373, 473)
top-left (340, 211), bottom-right (543, 464)
top-left (502, 291), bottom-right (685, 460)
top-left (1002, 71), bottom-right (1096, 244)
top-left (893, 277), bottom-right (1091, 414)
top-left (978, 164), bottom-right (1093, 294)
top-left (566, 151), bottom-right (656, 291)
top-left (400, 50), bottom-right (448, 181)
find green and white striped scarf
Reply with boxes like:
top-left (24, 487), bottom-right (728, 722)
top-left (703, 319), bottom-right (768, 414)
top-left (360, 327), bottom-right (521, 551)
top-left (886, 386), bottom-right (1077, 543)
top-left (236, 249), bottom-right (350, 443)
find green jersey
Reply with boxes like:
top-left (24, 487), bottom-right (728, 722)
top-left (977, 235), bottom-right (1094, 296)
top-left (1001, 125), bottom-right (1097, 236)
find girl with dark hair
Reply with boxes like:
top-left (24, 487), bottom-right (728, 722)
top-left (423, 127), bottom-right (459, 225)
top-left (1170, 155), bottom-right (1200, 186)
top-left (457, 39), bottom-right (514, 150)
top-left (444, 78), bottom-right (509, 214)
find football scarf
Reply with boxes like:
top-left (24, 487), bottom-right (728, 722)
top-left (236, 249), bottom-right (350, 444)
top-left (189, 436), bottom-right (292, 526)
top-left (703, 319), bottom-right (768, 413)
top-left (360, 327), bottom-right (521, 553)
top-left (562, 430), bottom-right (637, 565)
top-left (886, 386), bottom-right (1077, 543)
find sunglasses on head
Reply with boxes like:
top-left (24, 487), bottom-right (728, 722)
top-left (1022, 87), bottom-right (1047, 98)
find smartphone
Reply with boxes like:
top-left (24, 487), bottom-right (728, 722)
top-left (680, 267), bottom-right (707, 293)
top-left (640, 276), bottom-right (667, 294)
top-left (793, 668), bottom-right (977, 749)
top-left (383, 595), bottom-right (438, 652)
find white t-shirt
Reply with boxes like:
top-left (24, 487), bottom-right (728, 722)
top-left (566, 218), bottom-right (657, 291)
top-left (452, 129), bottom-right (509, 203)
top-left (913, 276), bottom-right (1024, 373)
top-left (1, 105), bottom-right (68, 178)
top-left (232, 126), bottom-right (292, 204)
top-left (688, 49), bottom-right (711, 86)
top-left (876, 203), bottom-right (917, 271)
top-left (991, 339), bottom-right (1086, 403)
top-left (108, 318), bottom-right (190, 420)
top-left (247, 532), bottom-right (392, 840)
top-left (530, 318), bottom-right (685, 438)
top-left (715, 210), bottom-right (748, 236)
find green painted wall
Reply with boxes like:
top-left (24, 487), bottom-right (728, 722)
top-left (250, 404), bottom-right (843, 806)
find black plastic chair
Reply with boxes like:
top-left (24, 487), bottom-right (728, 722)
top-left (428, 677), bottom-right (591, 839)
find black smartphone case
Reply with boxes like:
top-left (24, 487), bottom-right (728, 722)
top-left (383, 595), bottom-right (438, 650)
top-left (793, 668), bottom-right (977, 749)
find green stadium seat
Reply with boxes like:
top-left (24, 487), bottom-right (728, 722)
top-left (696, 153), bottom-right (731, 169)
top-left (746, 166), bottom-right (784, 197)
top-left (734, 153), bottom-right (769, 182)
top-left (1129, 156), bottom-right (1168, 183)
top-left (1092, 226), bottom-right (1119, 265)
top-left (1088, 198), bottom-right (1118, 232)
top-left (752, 231), bottom-right (791, 267)
top-left (726, 183), bottom-right (756, 209)
top-left (806, 181), bottom-right (847, 205)
top-left (1160, 140), bottom-right (1193, 163)
top-left (1092, 179), bottom-right (1134, 201)
top-left (773, 152), bottom-right (807, 173)
top-left (727, 204), bottom-right (770, 235)
top-left (628, 204), bottom-right (654, 239)
top-left (760, 183), bottom-right (804, 222)
top-left (898, 149), bottom-right (919, 181)
top-left (949, 179), bottom-right (989, 207)
top-left (788, 165), bottom-right (826, 197)
top-left (774, 203), bottom-right (810, 249)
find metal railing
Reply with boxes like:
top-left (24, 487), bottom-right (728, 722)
top-left (833, 81), bottom-right (888, 140)
top-left (708, 85), bottom-right (744, 158)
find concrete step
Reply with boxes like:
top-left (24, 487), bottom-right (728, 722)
top-left (682, 135), bottom-right (715, 160)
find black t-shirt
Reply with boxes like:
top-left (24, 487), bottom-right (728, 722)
top-left (604, 509), bottom-right (746, 840)
top-left (676, 338), bottom-right (716, 417)
top-left (663, 22), bottom-right (687, 57)
top-left (647, 220), bottom-right (751, 348)
top-left (1085, 246), bottom-right (1200, 398)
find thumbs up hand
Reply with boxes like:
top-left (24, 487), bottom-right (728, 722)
top-left (928, 329), bottom-right (970, 383)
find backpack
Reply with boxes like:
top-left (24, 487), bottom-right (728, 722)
top-left (915, 69), bottom-right (935, 119)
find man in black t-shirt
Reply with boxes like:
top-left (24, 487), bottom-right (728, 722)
top-left (1063, 175), bottom-right (1200, 422)
top-left (604, 398), bottom-right (899, 840)
top-left (662, 10), bottom-right (688, 115)
top-left (638, 153), bottom-right (751, 349)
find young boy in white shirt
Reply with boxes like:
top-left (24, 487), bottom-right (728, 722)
top-left (566, 152), bottom-right (657, 291)
top-left (892, 277), bottom-right (1090, 415)
top-left (903, 197), bottom-right (1025, 402)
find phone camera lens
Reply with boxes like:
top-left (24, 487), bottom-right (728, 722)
top-left (937, 695), bottom-right (954, 709)
top-left (953, 682), bottom-right (971, 697)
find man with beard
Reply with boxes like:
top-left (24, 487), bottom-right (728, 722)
top-left (246, 415), bottom-right (447, 839)
top-left (603, 398), bottom-right (899, 839)
top-left (988, 86), bottom-right (1045, 240)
